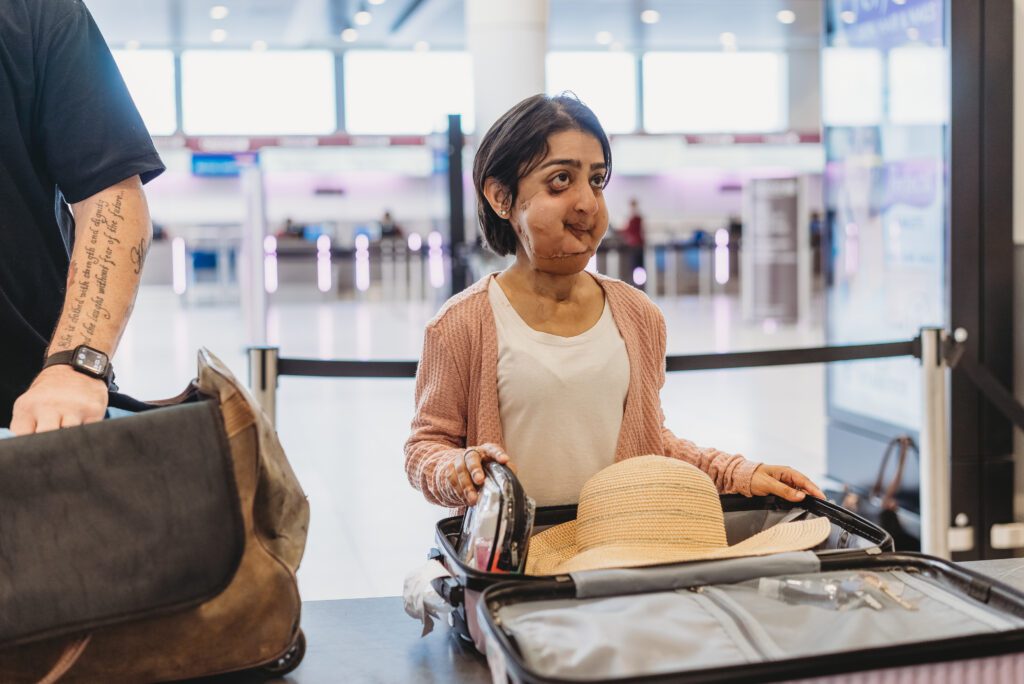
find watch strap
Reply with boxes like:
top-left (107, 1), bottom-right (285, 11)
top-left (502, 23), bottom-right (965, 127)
top-left (42, 349), bottom-right (76, 369)
top-left (43, 347), bottom-right (115, 387)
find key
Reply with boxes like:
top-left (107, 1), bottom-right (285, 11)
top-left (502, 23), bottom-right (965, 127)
top-left (856, 590), bottom-right (884, 611)
top-left (860, 573), bottom-right (917, 610)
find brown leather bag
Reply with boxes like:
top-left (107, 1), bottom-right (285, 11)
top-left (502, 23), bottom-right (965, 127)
top-left (0, 349), bottom-right (310, 682)
top-left (839, 435), bottom-right (921, 551)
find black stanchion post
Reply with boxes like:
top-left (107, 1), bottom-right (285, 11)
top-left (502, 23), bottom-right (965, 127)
top-left (247, 346), bottom-right (279, 426)
top-left (448, 114), bottom-right (467, 294)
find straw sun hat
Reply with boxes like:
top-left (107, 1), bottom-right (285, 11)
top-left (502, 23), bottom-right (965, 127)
top-left (525, 455), bottom-right (831, 575)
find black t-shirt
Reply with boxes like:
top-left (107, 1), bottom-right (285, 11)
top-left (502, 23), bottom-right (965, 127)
top-left (0, 0), bottom-right (165, 426)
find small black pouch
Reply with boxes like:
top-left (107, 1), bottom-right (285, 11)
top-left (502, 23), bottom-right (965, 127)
top-left (0, 400), bottom-right (245, 647)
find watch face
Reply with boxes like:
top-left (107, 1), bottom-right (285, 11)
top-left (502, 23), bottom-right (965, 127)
top-left (75, 347), bottom-right (109, 376)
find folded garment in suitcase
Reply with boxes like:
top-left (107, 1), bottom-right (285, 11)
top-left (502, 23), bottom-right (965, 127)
top-left (0, 349), bottom-right (310, 682)
top-left (479, 552), bottom-right (1024, 683)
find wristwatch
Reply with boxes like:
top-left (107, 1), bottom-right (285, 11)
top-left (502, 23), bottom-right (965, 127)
top-left (43, 345), bottom-right (115, 387)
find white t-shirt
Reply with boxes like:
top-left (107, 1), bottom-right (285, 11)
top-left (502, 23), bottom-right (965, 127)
top-left (488, 278), bottom-right (630, 506)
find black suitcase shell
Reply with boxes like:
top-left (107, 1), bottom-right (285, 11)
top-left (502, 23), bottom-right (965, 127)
top-left (432, 495), bottom-right (894, 648)
top-left (477, 552), bottom-right (1024, 683)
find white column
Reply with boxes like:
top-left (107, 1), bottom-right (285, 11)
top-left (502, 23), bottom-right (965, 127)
top-left (466, 0), bottom-right (548, 138)
top-left (919, 327), bottom-right (951, 559)
top-left (240, 164), bottom-right (268, 346)
top-left (787, 48), bottom-right (821, 134)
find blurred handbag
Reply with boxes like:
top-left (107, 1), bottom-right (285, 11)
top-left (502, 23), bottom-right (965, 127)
top-left (0, 349), bottom-right (310, 682)
top-left (836, 435), bottom-right (920, 551)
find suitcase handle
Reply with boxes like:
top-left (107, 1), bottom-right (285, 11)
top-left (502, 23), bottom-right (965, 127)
top-left (431, 576), bottom-right (465, 608)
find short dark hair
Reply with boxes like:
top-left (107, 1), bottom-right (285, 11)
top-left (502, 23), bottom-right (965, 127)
top-left (472, 93), bottom-right (612, 256)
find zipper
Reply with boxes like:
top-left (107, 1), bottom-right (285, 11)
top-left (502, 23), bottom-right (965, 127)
top-left (507, 465), bottom-right (526, 568)
top-left (891, 570), bottom-right (1023, 631)
top-left (691, 587), bottom-right (781, 662)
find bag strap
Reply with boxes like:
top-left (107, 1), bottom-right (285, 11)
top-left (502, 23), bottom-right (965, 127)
top-left (882, 437), bottom-right (918, 508)
top-left (870, 435), bottom-right (917, 507)
top-left (869, 437), bottom-right (902, 499)
top-left (36, 634), bottom-right (91, 684)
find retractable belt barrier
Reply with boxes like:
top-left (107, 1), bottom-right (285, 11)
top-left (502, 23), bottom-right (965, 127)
top-left (246, 327), bottom-right (1024, 559)
top-left (246, 337), bottom-right (926, 427)
top-left (251, 338), bottom-right (921, 384)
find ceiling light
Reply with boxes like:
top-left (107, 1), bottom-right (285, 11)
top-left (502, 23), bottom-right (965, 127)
top-left (341, 28), bottom-right (359, 43)
top-left (719, 31), bottom-right (736, 46)
top-left (210, 5), bottom-right (229, 20)
top-left (595, 31), bottom-right (613, 45)
top-left (354, 10), bottom-right (372, 26)
top-left (210, 28), bottom-right (227, 43)
top-left (640, 10), bottom-right (660, 24)
top-left (413, 40), bottom-right (430, 52)
top-left (251, 40), bottom-right (268, 51)
top-left (777, 10), bottom-right (796, 24)
top-left (368, 0), bottom-right (386, 4)
top-left (840, 10), bottom-right (856, 23)
top-left (893, 0), bottom-right (906, 4)
top-left (125, 39), bottom-right (141, 50)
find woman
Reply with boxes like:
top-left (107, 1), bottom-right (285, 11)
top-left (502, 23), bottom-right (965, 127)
top-left (405, 94), bottom-right (824, 509)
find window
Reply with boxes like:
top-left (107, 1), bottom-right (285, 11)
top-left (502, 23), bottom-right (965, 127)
top-left (344, 51), bottom-right (474, 135)
top-left (111, 50), bottom-right (177, 136)
top-left (181, 50), bottom-right (337, 135)
top-left (822, 48), bottom-right (883, 127)
top-left (546, 52), bottom-right (637, 134)
top-left (888, 47), bottom-right (948, 125)
top-left (642, 52), bottom-right (788, 133)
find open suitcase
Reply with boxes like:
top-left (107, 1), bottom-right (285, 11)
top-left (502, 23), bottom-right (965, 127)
top-left (477, 551), bottom-right (1024, 683)
top-left (432, 479), bottom-right (895, 653)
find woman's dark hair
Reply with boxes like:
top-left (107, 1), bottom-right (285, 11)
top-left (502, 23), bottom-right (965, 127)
top-left (472, 93), bottom-right (612, 256)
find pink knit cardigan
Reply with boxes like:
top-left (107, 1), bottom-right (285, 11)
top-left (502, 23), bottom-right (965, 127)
top-left (404, 273), bottom-right (760, 509)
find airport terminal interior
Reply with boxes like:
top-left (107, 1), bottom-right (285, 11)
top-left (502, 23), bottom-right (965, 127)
top-left (7, 0), bottom-right (1024, 680)
top-left (92, 0), bottom-right (842, 600)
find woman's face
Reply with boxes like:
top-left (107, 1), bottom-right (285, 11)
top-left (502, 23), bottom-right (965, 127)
top-left (504, 130), bottom-right (609, 276)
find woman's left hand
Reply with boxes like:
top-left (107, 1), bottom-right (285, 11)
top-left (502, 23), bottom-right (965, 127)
top-left (749, 464), bottom-right (826, 502)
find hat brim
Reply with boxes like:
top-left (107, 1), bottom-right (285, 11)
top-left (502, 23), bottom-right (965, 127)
top-left (525, 516), bottom-right (832, 576)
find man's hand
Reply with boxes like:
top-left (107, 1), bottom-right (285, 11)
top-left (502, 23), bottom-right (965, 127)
top-left (10, 365), bottom-right (108, 435)
top-left (750, 464), bottom-right (827, 503)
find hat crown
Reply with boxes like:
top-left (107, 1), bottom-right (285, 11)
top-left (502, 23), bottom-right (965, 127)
top-left (574, 456), bottom-right (728, 554)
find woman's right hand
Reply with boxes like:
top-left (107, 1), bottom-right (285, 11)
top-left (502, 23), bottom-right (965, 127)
top-left (447, 443), bottom-right (514, 506)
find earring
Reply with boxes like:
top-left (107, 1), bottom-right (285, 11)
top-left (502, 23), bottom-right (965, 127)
top-left (499, 208), bottom-right (508, 216)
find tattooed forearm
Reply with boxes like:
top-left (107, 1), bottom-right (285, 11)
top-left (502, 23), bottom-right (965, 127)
top-left (58, 191), bottom-right (125, 348)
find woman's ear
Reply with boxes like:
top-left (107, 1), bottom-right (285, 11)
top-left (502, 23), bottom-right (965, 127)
top-left (483, 179), bottom-right (510, 218)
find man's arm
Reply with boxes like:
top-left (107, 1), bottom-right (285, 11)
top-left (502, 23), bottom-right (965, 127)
top-left (10, 175), bottom-right (152, 435)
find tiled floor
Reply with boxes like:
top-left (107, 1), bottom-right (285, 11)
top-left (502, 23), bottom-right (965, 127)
top-left (116, 284), bottom-right (827, 600)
